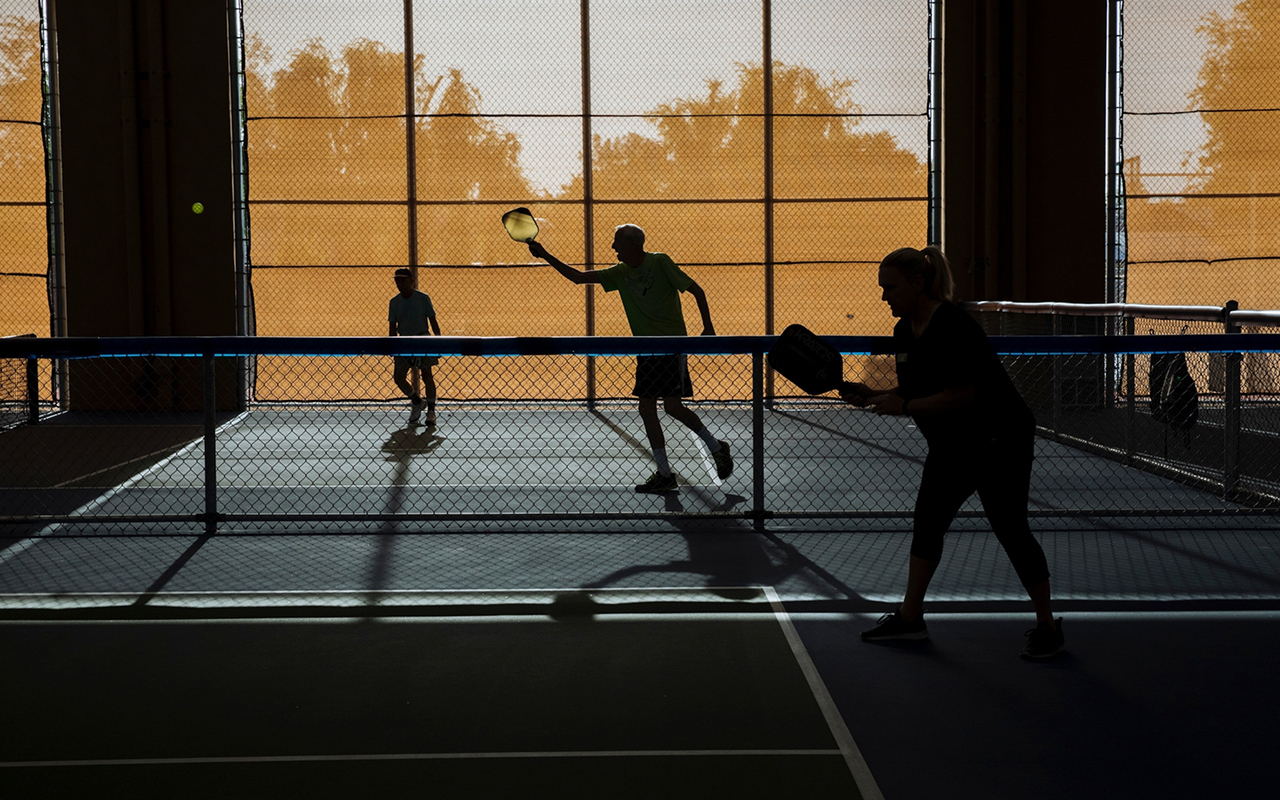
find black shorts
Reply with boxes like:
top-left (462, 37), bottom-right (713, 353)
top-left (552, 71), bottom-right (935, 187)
top-left (394, 355), bottom-right (439, 370)
top-left (633, 354), bottom-right (693, 398)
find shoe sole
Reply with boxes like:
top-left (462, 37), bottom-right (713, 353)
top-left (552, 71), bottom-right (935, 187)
top-left (1020, 644), bottom-right (1065, 660)
top-left (861, 629), bottom-right (929, 641)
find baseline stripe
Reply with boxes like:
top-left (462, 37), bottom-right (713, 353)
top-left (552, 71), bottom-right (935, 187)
top-left (0, 749), bottom-right (843, 768)
top-left (766, 586), bottom-right (886, 800)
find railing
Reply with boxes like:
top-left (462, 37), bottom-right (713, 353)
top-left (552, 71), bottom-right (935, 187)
top-left (2, 333), bottom-right (1280, 532)
top-left (964, 301), bottom-right (1280, 505)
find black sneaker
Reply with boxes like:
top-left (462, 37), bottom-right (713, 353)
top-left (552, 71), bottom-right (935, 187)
top-left (1021, 617), bottom-right (1065, 660)
top-left (635, 471), bottom-right (678, 494)
top-left (861, 611), bottom-right (928, 641)
top-left (712, 441), bottom-right (733, 479)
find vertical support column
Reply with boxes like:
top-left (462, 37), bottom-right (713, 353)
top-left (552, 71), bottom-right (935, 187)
top-left (1223, 300), bottom-right (1241, 499)
top-left (582, 0), bottom-right (595, 408)
top-left (203, 352), bottom-right (218, 534)
top-left (752, 350), bottom-right (766, 530)
top-left (927, 0), bottom-right (942, 247)
top-left (41, 1), bottom-right (68, 414)
top-left (763, 0), bottom-right (775, 408)
top-left (1104, 0), bottom-right (1122, 304)
top-left (227, 0), bottom-right (251, 410)
top-left (404, 0), bottom-right (421, 401)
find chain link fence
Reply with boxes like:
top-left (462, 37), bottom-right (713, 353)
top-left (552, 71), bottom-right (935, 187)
top-left (2, 332), bottom-right (1277, 533)
top-left (971, 301), bottom-right (1280, 506)
top-left (240, 0), bottom-right (934, 366)
top-left (1119, 0), bottom-right (1280, 308)
top-left (0, 3), bottom-right (49, 338)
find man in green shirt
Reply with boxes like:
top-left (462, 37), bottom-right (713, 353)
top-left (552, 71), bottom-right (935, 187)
top-left (529, 224), bottom-right (733, 493)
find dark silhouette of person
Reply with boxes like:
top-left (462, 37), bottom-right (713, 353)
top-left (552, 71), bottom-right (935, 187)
top-left (388, 268), bottom-right (442, 425)
top-left (841, 246), bottom-right (1064, 659)
top-left (528, 224), bottom-right (732, 493)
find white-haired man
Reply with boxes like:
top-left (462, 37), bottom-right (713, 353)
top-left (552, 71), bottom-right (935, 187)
top-left (527, 221), bottom-right (732, 488)
top-left (529, 225), bottom-right (732, 492)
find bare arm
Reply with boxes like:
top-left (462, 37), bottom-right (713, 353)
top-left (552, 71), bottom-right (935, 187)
top-left (684, 281), bottom-right (715, 336)
top-left (429, 316), bottom-right (442, 337)
top-left (389, 321), bottom-right (397, 337)
top-left (528, 241), bottom-right (602, 285)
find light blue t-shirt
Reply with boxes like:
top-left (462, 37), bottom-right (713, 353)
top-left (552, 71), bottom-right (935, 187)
top-left (388, 290), bottom-right (436, 335)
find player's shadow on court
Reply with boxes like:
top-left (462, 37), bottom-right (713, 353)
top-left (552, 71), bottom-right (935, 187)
top-left (549, 493), bottom-right (871, 621)
top-left (367, 426), bottom-right (445, 601)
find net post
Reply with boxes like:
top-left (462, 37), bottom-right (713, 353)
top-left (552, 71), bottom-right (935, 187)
top-left (203, 352), bottom-right (218, 534)
top-left (1223, 300), bottom-right (1241, 499)
top-left (752, 349), bottom-right (766, 530)
top-left (1124, 315), bottom-right (1135, 464)
top-left (26, 356), bottom-right (39, 424)
top-left (1051, 313), bottom-right (1062, 440)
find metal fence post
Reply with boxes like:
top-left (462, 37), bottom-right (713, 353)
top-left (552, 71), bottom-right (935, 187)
top-left (753, 349), bottom-right (766, 530)
top-left (1125, 315), bottom-right (1135, 464)
top-left (1051, 313), bottom-right (1062, 440)
top-left (203, 352), bottom-right (218, 534)
top-left (26, 357), bottom-right (39, 424)
top-left (1223, 300), bottom-right (1241, 499)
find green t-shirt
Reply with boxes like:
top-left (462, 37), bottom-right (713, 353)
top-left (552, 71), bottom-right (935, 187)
top-left (597, 252), bottom-right (694, 336)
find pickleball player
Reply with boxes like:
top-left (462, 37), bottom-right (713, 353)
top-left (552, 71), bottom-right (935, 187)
top-left (841, 246), bottom-right (1065, 659)
top-left (388, 267), bottom-right (442, 425)
top-left (528, 224), bottom-right (733, 493)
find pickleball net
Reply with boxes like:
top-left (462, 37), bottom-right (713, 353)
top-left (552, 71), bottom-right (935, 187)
top-left (2, 328), bottom-right (1279, 531)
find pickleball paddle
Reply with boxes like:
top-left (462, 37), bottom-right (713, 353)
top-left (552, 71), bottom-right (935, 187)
top-left (767, 323), bottom-right (859, 397)
top-left (502, 207), bottom-right (539, 242)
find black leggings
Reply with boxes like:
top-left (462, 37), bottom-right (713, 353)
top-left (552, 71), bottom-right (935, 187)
top-left (911, 428), bottom-right (1050, 589)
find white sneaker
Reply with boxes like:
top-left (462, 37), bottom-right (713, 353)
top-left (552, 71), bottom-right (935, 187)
top-left (408, 400), bottom-right (422, 424)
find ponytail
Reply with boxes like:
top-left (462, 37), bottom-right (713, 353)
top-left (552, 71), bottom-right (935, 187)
top-left (881, 246), bottom-right (955, 302)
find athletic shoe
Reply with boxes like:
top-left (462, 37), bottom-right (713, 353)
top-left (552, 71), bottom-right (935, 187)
top-left (1021, 617), bottom-right (1065, 660)
top-left (712, 441), bottom-right (734, 479)
top-left (408, 399), bottom-right (423, 424)
top-left (635, 471), bottom-right (678, 494)
top-left (861, 611), bottom-right (929, 641)
top-left (425, 409), bottom-right (436, 425)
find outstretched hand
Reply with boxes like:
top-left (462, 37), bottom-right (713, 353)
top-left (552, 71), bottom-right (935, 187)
top-left (527, 241), bottom-right (549, 260)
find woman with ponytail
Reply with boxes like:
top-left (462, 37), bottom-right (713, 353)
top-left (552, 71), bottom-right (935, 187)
top-left (841, 246), bottom-right (1064, 659)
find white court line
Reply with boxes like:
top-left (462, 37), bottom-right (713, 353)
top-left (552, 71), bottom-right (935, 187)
top-left (0, 748), bottom-right (843, 769)
top-left (0, 412), bottom-right (250, 566)
top-left (764, 586), bottom-right (885, 800)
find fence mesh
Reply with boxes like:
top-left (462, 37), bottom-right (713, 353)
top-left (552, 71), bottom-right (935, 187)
top-left (241, 0), bottom-right (930, 364)
top-left (0, 3), bottom-right (47, 338)
top-left (1121, 0), bottom-right (1280, 308)
top-left (2, 334), bottom-right (1278, 530)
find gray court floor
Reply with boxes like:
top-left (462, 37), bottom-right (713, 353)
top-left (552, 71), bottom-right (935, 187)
top-left (2, 405), bottom-right (1277, 797)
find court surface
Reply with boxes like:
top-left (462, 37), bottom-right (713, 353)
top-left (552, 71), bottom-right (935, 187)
top-left (2, 406), bottom-right (1278, 797)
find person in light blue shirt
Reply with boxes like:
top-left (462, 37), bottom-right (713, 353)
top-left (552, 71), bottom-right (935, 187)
top-left (388, 268), bottom-right (442, 425)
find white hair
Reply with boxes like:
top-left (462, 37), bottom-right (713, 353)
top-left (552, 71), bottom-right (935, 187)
top-left (614, 224), bottom-right (645, 246)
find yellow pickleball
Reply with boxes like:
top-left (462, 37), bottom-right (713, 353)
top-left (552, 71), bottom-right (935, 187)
top-left (192, 202), bottom-right (204, 214)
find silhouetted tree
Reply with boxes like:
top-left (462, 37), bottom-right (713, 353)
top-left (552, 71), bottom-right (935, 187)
top-left (1189, 0), bottom-right (1280, 194)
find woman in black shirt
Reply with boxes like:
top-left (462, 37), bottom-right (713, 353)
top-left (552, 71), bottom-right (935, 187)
top-left (842, 246), bottom-right (1064, 659)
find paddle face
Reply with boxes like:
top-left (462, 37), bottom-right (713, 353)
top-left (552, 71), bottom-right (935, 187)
top-left (502, 207), bottom-right (539, 242)
top-left (767, 324), bottom-right (845, 395)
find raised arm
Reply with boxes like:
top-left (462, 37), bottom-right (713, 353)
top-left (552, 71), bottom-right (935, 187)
top-left (528, 241), bottom-right (602, 285)
top-left (684, 281), bottom-right (715, 336)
